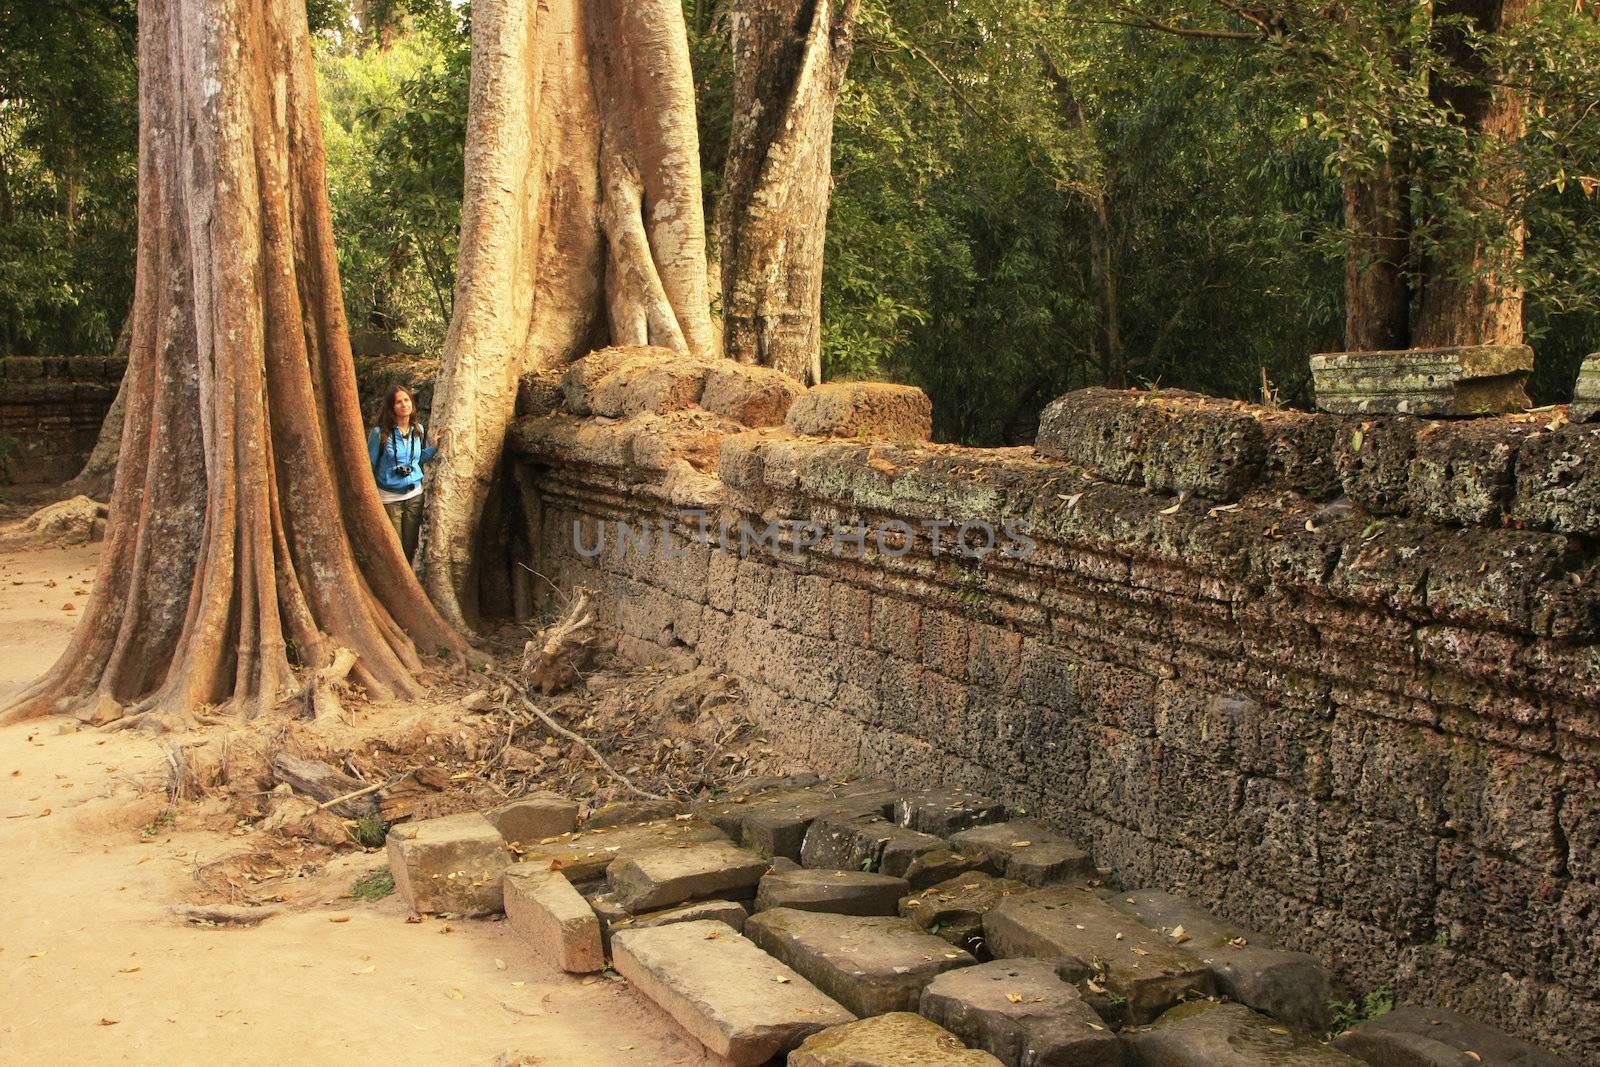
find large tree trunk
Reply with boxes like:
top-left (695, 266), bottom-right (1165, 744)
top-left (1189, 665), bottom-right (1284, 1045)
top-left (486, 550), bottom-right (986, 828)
top-left (1413, 0), bottom-right (1529, 347)
top-left (3, 0), bottom-right (464, 729)
top-left (717, 0), bottom-right (860, 386)
top-left (421, 0), bottom-right (717, 633)
top-left (1343, 157), bottom-right (1413, 350)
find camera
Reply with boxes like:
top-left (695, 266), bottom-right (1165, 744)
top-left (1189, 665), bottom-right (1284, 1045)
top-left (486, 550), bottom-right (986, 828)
top-left (393, 465), bottom-right (413, 477)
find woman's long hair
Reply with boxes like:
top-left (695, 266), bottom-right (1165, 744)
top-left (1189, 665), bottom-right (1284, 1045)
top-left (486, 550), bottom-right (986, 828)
top-left (377, 385), bottom-right (421, 454)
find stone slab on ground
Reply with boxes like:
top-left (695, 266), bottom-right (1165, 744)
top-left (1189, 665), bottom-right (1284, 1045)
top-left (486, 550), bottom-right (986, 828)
top-left (789, 1012), bottom-right (1005, 1067)
top-left (984, 886), bottom-right (1215, 1025)
top-left (1309, 345), bottom-right (1533, 416)
top-left (920, 958), bottom-right (1124, 1067)
top-left (900, 871), bottom-right (1029, 952)
top-left (608, 839), bottom-right (771, 913)
top-left (1331, 1005), bottom-right (1577, 1066)
top-left (903, 848), bottom-right (1004, 891)
top-left (784, 382), bottom-right (934, 441)
top-left (1127, 1002), bottom-right (1365, 1066)
top-left (755, 868), bottom-right (909, 916)
top-left (386, 812), bottom-right (511, 917)
top-left (1573, 353), bottom-right (1600, 422)
top-left (610, 920), bottom-right (855, 1066)
top-left (694, 779), bottom-right (897, 862)
top-left (502, 863), bottom-right (604, 973)
top-left (800, 813), bottom-right (946, 876)
top-left (612, 898), bottom-right (749, 935)
top-left (894, 787), bottom-right (1007, 837)
top-left (513, 816), bottom-right (729, 885)
top-left (745, 907), bottom-right (977, 1018)
top-left (948, 821), bottom-right (1095, 886)
top-left (1111, 889), bottom-right (1345, 1035)
top-left (581, 799), bottom-right (685, 829)
top-left (487, 794), bottom-right (579, 845)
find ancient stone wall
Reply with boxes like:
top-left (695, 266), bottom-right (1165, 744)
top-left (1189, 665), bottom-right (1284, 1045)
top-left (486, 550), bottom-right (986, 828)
top-left (0, 355), bottom-right (123, 483)
top-left (508, 351), bottom-right (1600, 1058)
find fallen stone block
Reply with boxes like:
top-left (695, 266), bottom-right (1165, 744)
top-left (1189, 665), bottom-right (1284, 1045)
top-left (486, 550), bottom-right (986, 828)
top-left (949, 821), bottom-right (1095, 886)
top-left (513, 816), bottom-right (729, 885)
top-left (785, 381), bottom-right (933, 442)
top-left (894, 787), bottom-right (1007, 837)
top-left (1127, 1002), bottom-right (1364, 1065)
top-left (701, 362), bottom-right (805, 427)
top-left (789, 1012), bottom-right (1005, 1067)
top-left (745, 907), bottom-right (976, 1017)
top-left (1310, 345), bottom-right (1533, 417)
top-left (503, 863), bottom-right (603, 973)
top-left (800, 813), bottom-right (945, 876)
top-left (613, 898), bottom-right (748, 935)
top-left (903, 848), bottom-right (1004, 891)
top-left (487, 794), bottom-right (578, 846)
top-left (900, 871), bottom-right (1028, 953)
top-left (610, 920), bottom-right (855, 1066)
top-left (702, 781), bottom-right (896, 861)
top-left (920, 958), bottom-right (1123, 1067)
top-left (1573, 353), bottom-right (1600, 422)
top-left (755, 868), bottom-right (909, 916)
top-left (984, 886), bottom-right (1215, 1025)
top-left (1112, 888), bottom-right (1345, 1035)
top-left (386, 812), bottom-right (511, 917)
top-left (581, 798), bottom-right (685, 830)
top-left (608, 839), bottom-right (770, 913)
top-left (1331, 1004), bottom-right (1577, 1066)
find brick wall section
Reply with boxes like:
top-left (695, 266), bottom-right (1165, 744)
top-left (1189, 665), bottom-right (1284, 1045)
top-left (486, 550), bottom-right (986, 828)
top-left (508, 380), bottom-right (1600, 1058)
top-left (0, 355), bottom-right (123, 483)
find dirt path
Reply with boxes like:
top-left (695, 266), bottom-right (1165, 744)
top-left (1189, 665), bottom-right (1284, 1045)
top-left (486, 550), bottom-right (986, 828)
top-left (0, 542), bottom-right (721, 1067)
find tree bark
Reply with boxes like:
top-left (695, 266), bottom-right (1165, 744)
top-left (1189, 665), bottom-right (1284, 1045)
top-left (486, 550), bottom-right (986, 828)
top-left (3, 0), bottom-right (464, 729)
top-left (422, 0), bottom-right (717, 633)
top-left (1343, 156), bottom-right (1413, 350)
top-left (1413, 0), bottom-right (1529, 347)
top-left (717, 0), bottom-right (861, 386)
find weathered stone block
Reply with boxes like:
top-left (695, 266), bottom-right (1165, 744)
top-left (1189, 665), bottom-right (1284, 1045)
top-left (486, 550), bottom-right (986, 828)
top-left (789, 1013), bottom-right (1005, 1067)
top-left (1127, 1002), bottom-right (1365, 1065)
top-left (920, 959), bottom-right (1123, 1067)
top-left (1112, 888), bottom-right (1345, 1035)
top-left (755, 868), bottom-right (909, 916)
top-left (386, 812), bottom-right (511, 917)
top-left (1406, 419), bottom-right (1531, 526)
top-left (1512, 424), bottom-right (1600, 536)
top-left (513, 816), bottom-right (729, 886)
top-left (949, 821), bottom-right (1095, 886)
top-left (695, 781), bottom-right (895, 861)
top-left (610, 898), bottom-right (748, 935)
top-left (1311, 346), bottom-right (1533, 416)
top-left (903, 848), bottom-right (1005, 892)
top-left (610, 920), bottom-right (855, 1066)
top-left (1572, 353), bottom-right (1600, 422)
top-left (1332, 1004), bottom-right (1577, 1066)
top-left (895, 787), bottom-right (1007, 837)
top-left (607, 839), bottom-right (770, 913)
top-left (1334, 416), bottom-right (1419, 515)
top-left (785, 381), bottom-right (933, 441)
top-left (700, 362), bottom-right (804, 427)
top-left (487, 794), bottom-right (579, 845)
top-left (502, 864), bottom-right (604, 973)
top-left (984, 886), bottom-right (1215, 1025)
top-left (900, 871), bottom-right (1029, 952)
top-left (800, 813), bottom-right (944, 876)
top-left (744, 907), bottom-right (976, 1017)
top-left (586, 349), bottom-right (711, 417)
top-left (581, 799), bottom-right (685, 829)
top-left (515, 371), bottom-right (563, 417)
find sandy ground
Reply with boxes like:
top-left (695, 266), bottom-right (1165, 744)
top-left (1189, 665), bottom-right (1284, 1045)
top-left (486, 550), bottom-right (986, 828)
top-left (0, 541), bottom-right (723, 1067)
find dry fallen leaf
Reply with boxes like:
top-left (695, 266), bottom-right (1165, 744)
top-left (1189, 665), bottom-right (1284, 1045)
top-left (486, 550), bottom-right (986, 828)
top-left (328, 914), bottom-right (351, 923)
top-left (1005, 992), bottom-right (1024, 1003)
top-left (1170, 925), bottom-right (1190, 945)
top-left (447, 988), bottom-right (464, 1001)
top-left (119, 966), bottom-right (141, 974)
top-left (99, 1018), bottom-right (118, 1027)
top-left (1465, 1054), bottom-right (1482, 1063)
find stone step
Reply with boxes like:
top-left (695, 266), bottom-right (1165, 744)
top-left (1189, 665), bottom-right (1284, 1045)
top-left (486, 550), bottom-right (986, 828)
top-left (610, 920), bottom-right (855, 1066)
top-left (1109, 889), bottom-right (1345, 1036)
top-left (486, 794), bottom-right (579, 846)
top-left (919, 958), bottom-right (1123, 1067)
top-left (800, 813), bottom-right (946, 876)
top-left (789, 1012), bottom-right (1005, 1067)
top-left (503, 863), bottom-right (604, 974)
top-left (894, 787), bottom-right (1008, 837)
top-left (386, 812), bottom-right (512, 917)
top-left (756, 868), bottom-right (909, 916)
top-left (607, 839), bottom-right (770, 913)
top-left (984, 885), bottom-right (1215, 1025)
top-left (900, 871), bottom-right (1028, 953)
top-left (1332, 1005), bottom-right (1578, 1066)
top-left (903, 848), bottom-right (1005, 891)
top-left (1126, 1002), bottom-right (1365, 1066)
top-left (745, 907), bottom-right (977, 1018)
top-left (948, 821), bottom-right (1095, 886)
top-left (513, 816), bottom-right (729, 885)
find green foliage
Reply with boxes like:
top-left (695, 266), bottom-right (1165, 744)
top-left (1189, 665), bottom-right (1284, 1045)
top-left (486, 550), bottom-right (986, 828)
top-left (1330, 986), bottom-right (1396, 1037)
top-left (349, 813), bottom-right (390, 849)
top-left (350, 866), bottom-right (397, 901)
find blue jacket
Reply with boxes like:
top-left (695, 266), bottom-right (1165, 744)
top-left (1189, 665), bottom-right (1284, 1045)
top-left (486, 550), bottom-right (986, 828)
top-left (367, 424), bottom-right (437, 495)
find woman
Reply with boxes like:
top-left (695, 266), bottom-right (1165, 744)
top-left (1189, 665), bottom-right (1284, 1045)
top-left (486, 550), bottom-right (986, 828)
top-left (367, 385), bottom-right (438, 562)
